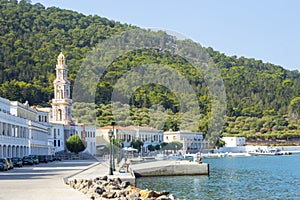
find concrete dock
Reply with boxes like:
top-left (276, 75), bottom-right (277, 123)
top-left (131, 160), bottom-right (209, 177)
top-left (69, 159), bottom-right (209, 186)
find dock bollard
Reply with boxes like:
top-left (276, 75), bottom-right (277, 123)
top-left (207, 163), bottom-right (210, 176)
top-left (198, 158), bottom-right (202, 164)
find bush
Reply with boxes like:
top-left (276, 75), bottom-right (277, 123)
top-left (130, 140), bottom-right (144, 152)
top-left (66, 135), bottom-right (85, 154)
top-left (147, 145), bottom-right (155, 151)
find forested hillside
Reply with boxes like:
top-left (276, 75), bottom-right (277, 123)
top-left (1, 0), bottom-right (300, 139)
top-left (0, 0), bottom-right (131, 105)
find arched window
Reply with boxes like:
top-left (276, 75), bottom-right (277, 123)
top-left (60, 90), bottom-right (64, 99)
top-left (58, 109), bottom-right (62, 121)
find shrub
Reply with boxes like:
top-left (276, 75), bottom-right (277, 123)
top-left (66, 135), bottom-right (85, 154)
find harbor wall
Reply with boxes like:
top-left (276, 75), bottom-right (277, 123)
top-left (132, 161), bottom-right (209, 177)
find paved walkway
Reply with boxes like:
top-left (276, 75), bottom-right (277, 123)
top-left (69, 161), bottom-right (109, 180)
top-left (0, 160), bottom-right (96, 200)
top-left (69, 159), bottom-right (136, 184)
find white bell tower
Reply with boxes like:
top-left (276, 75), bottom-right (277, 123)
top-left (51, 52), bottom-right (73, 125)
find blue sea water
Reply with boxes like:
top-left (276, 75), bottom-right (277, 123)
top-left (136, 155), bottom-right (300, 200)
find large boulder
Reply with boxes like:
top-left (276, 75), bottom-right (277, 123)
top-left (66, 177), bottom-right (177, 200)
top-left (94, 187), bottom-right (105, 195)
top-left (120, 181), bottom-right (130, 189)
top-left (113, 177), bottom-right (122, 185)
top-left (101, 191), bottom-right (116, 199)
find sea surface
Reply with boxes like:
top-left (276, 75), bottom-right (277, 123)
top-left (136, 155), bottom-right (300, 200)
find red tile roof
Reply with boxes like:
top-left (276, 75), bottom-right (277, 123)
top-left (98, 125), bottom-right (158, 131)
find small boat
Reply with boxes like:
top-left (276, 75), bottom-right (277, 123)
top-left (227, 152), bottom-right (251, 157)
top-left (202, 152), bottom-right (228, 158)
top-left (249, 148), bottom-right (283, 156)
top-left (129, 157), bottom-right (144, 163)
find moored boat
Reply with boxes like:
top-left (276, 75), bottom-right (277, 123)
top-left (248, 148), bottom-right (284, 156)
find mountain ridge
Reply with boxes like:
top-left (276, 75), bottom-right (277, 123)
top-left (1, 0), bottom-right (300, 139)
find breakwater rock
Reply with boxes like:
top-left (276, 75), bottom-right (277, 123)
top-left (66, 176), bottom-right (178, 200)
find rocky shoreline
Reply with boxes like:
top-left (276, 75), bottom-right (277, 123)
top-left (66, 176), bottom-right (179, 200)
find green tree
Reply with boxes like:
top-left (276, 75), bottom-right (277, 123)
top-left (288, 97), bottom-right (300, 131)
top-left (130, 140), bottom-right (144, 152)
top-left (113, 138), bottom-right (124, 148)
top-left (147, 144), bottom-right (155, 151)
top-left (155, 144), bottom-right (161, 151)
top-left (66, 135), bottom-right (85, 154)
top-left (215, 138), bottom-right (225, 148)
top-left (288, 97), bottom-right (300, 120)
top-left (163, 141), bottom-right (183, 151)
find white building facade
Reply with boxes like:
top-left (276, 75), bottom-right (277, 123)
top-left (221, 137), bottom-right (246, 147)
top-left (36, 107), bottom-right (66, 154)
top-left (50, 123), bottom-right (65, 153)
top-left (164, 130), bottom-right (207, 154)
top-left (10, 101), bottom-right (52, 156)
top-left (27, 120), bottom-right (51, 155)
top-left (0, 97), bottom-right (52, 157)
top-left (97, 126), bottom-right (164, 153)
top-left (0, 97), bottom-right (29, 157)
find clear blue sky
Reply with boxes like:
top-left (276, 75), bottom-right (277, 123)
top-left (31, 0), bottom-right (300, 71)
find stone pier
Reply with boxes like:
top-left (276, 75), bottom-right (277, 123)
top-left (131, 160), bottom-right (209, 177)
top-left (68, 159), bottom-right (209, 186)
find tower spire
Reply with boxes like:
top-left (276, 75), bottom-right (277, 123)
top-left (57, 52), bottom-right (66, 68)
top-left (51, 52), bottom-right (73, 125)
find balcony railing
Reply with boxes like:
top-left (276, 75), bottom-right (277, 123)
top-left (31, 139), bottom-right (48, 146)
top-left (52, 99), bottom-right (72, 104)
top-left (0, 112), bottom-right (27, 125)
top-left (0, 135), bottom-right (28, 146)
top-left (28, 121), bottom-right (50, 131)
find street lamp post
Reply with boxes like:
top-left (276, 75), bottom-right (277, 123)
top-left (108, 129), bottom-right (113, 175)
top-left (111, 122), bottom-right (116, 171)
top-left (112, 134), bottom-right (116, 171)
top-left (160, 145), bottom-right (162, 154)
